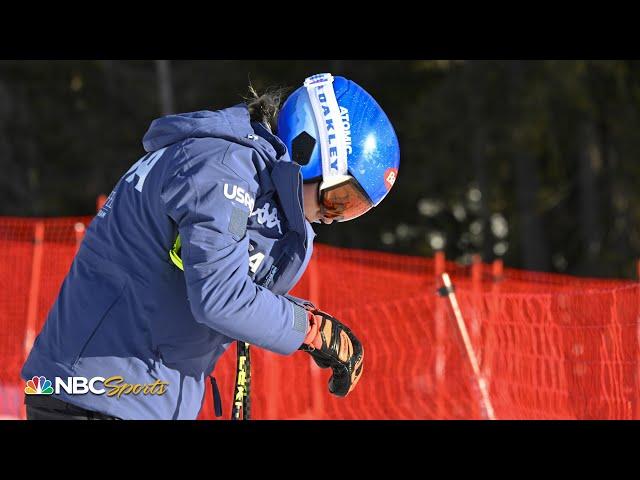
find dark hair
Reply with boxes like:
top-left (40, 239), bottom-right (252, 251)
top-left (243, 83), bottom-right (290, 134)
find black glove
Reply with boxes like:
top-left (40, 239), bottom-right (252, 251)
top-left (299, 309), bottom-right (364, 397)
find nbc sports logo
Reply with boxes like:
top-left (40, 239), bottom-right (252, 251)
top-left (24, 376), bottom-right (54, 395)
top-left (22, 375), bottom-right (169, 397)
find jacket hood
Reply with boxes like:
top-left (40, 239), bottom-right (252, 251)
top-left (142, 104), bottom-right (287, 159)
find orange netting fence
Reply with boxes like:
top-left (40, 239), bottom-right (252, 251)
top-left (1, 215), bottom-right (639, 419)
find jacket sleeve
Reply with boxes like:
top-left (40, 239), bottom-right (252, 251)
top-left (160, 142), bottom-right (309, 355)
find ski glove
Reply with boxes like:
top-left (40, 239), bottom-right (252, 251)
top-left (299, 309), bottom-right (364, 397)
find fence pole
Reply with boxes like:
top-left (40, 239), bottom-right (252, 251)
top-left (74, 222), bottom-right (85, 253)
top-left (96, 194), bottom-right (107, 212)
top-left (24, 222), bottom-right (45, 360)
top-left (483, 258), bottom-right (504, 409)
top-left (441, 272), bottom-right (496, 420)
top-left (435, 251), bottom-right (445, 278)
top-left (470, 254), bottom-right (482, 350)
top-left (636, 260), bottom-right (640, 419)
top-left (471, 254), bottom-right (482, 287)
top-left (492, 259), bottom-right (503, 282)
top-left (434, 250), bottom-right (446, 417)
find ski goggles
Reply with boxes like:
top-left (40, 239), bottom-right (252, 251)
top-left (318, 174), bottom-right (373, 222)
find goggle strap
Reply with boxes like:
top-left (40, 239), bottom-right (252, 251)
top-left (303, 73), bottom-right (349, 180)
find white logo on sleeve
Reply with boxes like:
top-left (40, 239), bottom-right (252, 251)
top-left (250, 202), bottom-right (282, 234)
top-left (124, 147), bottom-right (168, 192)
top-left (224, 184), bottom-right (255, 212)
top-left (248, 252), bottom-right (265, 274)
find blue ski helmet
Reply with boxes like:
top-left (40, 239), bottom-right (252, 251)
top-left (277, 73), bottom-right (400, 222)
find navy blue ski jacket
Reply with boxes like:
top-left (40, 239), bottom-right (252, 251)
top-left (21, 104), bottom-right (316, 419)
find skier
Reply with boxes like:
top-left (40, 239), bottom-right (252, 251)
top-left (21, 73), bottom-right (400, 420)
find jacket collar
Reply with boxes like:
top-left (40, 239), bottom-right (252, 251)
top-left (269, 160), bottom-right (307, 238)
top-left (251, 121), bottom-right (287, 159)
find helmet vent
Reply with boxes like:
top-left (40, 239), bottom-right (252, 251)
top-left (291, 131), bottom-right (316, 166)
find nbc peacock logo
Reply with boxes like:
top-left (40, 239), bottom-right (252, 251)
top-left (25, 376), bottom-right (54, 395)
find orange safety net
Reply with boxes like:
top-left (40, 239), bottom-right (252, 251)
top-left (1, 216), bottom-right (638, 420)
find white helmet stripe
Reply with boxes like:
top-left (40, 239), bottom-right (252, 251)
top-left (304, 73), bottom-right (349, 180)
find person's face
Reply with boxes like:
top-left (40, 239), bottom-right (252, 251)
top-left (302, 181), bottom-right (335, 225)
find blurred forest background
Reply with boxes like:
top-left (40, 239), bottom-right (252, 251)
top-left (0, 60), bottom-right (638, 278)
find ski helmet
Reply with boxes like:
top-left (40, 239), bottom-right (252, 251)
top-left (277, 73), bottom-right (400, 222)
